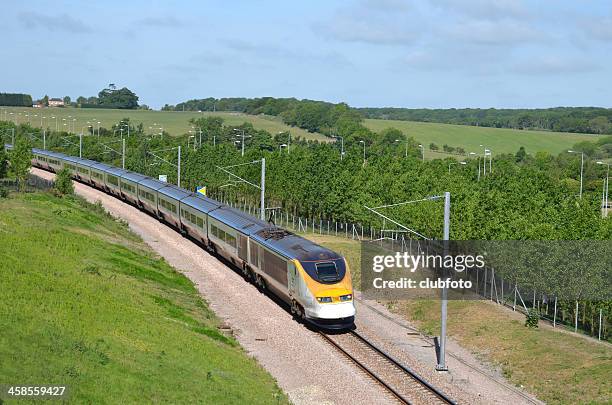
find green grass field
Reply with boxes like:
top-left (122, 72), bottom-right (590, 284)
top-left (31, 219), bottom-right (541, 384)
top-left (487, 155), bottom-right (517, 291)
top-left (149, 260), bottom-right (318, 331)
top-left (364, 118), bottom-right (599, 156)
top-left (0, 106), bottom-right (329, 142)
top-left (304, 233), bottom-right (611, 405)
top-left (0, 192), bottom-right (287, 404)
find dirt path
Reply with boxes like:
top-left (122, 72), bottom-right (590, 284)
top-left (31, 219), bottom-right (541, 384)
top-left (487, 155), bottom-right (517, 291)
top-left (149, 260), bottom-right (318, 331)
top-left (33, 168), bottom-right (542, 404)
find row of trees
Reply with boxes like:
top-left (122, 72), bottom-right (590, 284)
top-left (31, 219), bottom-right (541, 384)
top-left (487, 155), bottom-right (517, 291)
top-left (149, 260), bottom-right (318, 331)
top-left (358, 107), bottom-right (612, 135)
top-left (0, 93), bottom-right (33, 107)
top-left (163, 97), bottom-right (612, 136)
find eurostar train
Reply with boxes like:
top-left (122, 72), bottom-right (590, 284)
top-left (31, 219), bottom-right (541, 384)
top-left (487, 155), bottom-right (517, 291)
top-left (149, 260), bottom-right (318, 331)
top-left (31, 148), bottom-right (355, 329)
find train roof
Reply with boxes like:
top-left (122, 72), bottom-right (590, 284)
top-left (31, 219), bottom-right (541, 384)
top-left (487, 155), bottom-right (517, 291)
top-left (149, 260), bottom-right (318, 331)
top-left (181, 194), bottom-right (222, 214)
top-left (138, 177), bottom-right (168, 191)
top-left (158, 184), bottom-right (191, 200)
top-left (105, 167), bottom-right (127, 177)
top-left (62, 155), bottom-right (82, 163)
top-left (208, 206), bottom-right (269, 236)
top-left (90, 162), bottom-right (113, 172)
top-left (120, 171), bottom-right (147, 182)
top-left (33, 148), bottom-right (64, 158)
top-left (253, 231), bottom-right (342, 262)
top-left (76, 158), bottom-right (99, 167)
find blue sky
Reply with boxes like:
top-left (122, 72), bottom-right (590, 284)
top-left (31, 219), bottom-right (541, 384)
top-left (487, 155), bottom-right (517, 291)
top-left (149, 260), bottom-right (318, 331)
top-left (2, 0), bottom-right (611, 109)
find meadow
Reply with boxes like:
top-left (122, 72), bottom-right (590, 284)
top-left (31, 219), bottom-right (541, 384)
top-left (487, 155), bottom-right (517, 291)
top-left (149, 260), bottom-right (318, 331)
top-left (0, 106), bottom-right (329, 142)
top-left (364, 118), bottom-right (599, 156)
top-left (305, 233), bottom-right (612, 405)
top-left (0, 192), bottom-right (287, 404)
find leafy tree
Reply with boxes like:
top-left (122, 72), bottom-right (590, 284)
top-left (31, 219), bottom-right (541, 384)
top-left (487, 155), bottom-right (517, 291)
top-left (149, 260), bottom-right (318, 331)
top-left (515, 146), bottom-right (527, 162)
top-left (54, 167), bottom-right (74, 195)
top-left (63, 96), bottom-right (71, 105)
top-left (378, 128), bottom-right (405, 147)
top-left (8, 138), bottom-right (32, 191)
top-left (429, 143), bottom-right (439, 151)
top-left (76, 96), bottom-right (87, 105)
top-left (41, 95), bottom-right (49, 106)
top-left (97, 86), bottom-right (139, 109)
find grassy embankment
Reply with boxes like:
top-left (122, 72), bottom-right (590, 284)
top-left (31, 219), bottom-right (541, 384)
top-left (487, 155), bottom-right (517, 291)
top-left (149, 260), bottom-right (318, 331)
top-left (0, 192), bottom-right (288, 404)
top-left (0, 106), bottom-right (329, 142)
top-left (364, 118), bottom-right (598, 156)
top-left (305, 233), bottom-right (612, 405)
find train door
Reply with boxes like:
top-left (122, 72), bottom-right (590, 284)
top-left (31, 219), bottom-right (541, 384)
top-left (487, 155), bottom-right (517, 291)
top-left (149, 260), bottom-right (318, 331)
top-left (288, 261), bottom-right (297, 297)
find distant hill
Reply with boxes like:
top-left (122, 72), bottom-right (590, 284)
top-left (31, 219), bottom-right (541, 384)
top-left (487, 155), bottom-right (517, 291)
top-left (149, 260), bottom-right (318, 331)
top-left (357, 106), bottom-right (612, 135)
top-left (164, 97), bottom-right (612, 136)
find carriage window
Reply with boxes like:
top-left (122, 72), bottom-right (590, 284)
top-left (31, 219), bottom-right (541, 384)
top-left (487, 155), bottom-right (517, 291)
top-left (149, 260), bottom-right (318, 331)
top-left (197, 217), bottom-right (204, 228)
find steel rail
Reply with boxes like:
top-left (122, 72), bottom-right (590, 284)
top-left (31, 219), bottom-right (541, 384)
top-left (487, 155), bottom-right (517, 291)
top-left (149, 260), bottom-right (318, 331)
top-left (320, 330), bottom-right (456, 405)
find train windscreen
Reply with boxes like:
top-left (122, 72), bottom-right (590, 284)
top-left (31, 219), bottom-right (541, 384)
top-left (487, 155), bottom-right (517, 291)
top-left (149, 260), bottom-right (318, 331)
top-left (315, 262), bottom-right (340, 283)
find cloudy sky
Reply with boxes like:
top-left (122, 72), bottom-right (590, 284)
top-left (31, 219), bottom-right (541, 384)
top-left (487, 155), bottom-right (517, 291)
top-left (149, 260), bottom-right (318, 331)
top-left (2, 0), bottom-right (611, 109)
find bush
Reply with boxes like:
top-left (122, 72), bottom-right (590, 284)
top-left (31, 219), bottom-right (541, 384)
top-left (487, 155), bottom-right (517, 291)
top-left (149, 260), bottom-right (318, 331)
top-left (55, 168), bottom-right (74, 196)
top-left (525, 308), bottom-right (540, 328)
top-left (0, 186), bottom-right (8, 198)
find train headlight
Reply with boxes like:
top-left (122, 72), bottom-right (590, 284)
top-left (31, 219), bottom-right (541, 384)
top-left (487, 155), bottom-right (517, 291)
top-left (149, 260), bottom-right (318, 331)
top-left (317, 297), bottom-right (332, 303)
top-left (340, 294), bottom-right (353, 301)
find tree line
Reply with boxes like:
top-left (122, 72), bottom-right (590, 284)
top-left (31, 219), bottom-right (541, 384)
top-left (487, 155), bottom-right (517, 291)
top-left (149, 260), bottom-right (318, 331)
top-left (0, 93), bottom-right (33, 107)
top-left (357, 106), bottom-right (612, 135)
top-left (162, 97), bottom-right (612, 136)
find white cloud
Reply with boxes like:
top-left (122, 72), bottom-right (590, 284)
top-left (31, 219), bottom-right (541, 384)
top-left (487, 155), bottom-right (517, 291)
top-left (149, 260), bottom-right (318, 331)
top-left (431, 0), bottom-right (530, 20)
top-left (444, 19), bottom-right (547, 45)
top-left (511, 56), bottom-right (599, 75)
top-left (313, 0), bottom-right (420, 46)
top-left (18, 11), bottom-right (92, 33)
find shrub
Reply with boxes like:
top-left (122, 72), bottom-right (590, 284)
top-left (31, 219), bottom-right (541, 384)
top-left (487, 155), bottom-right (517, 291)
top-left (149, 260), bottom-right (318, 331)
top-left (525, 308), bottom-right (540, 328)
top-left (0, 186), bottom-right (8, 198)
top-left (55, 168), bottom-right (74, 196)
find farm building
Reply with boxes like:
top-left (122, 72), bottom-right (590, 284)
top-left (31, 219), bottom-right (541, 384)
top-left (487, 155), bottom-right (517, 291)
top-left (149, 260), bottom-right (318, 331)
top-left (48, 98), bottom-right (64, 107)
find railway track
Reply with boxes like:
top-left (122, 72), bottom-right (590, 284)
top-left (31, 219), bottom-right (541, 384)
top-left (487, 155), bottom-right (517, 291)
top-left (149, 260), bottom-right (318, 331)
top-left (354, 297), bottom-right (544, 405)
top-left (320, 330), bottom-right (455, 405)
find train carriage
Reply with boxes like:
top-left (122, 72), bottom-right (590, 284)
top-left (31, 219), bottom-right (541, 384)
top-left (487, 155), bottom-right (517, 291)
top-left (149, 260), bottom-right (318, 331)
top-left (179, 195), bottom-right (221, 245)
top-left (207, 206), bottom-right (268, 267)
top-left (136, 177), bottom-right (166, 215)
top-left (156, 185), bottom-right (190, 229)
top-left (119, 172), bottom-right (146, 205)
top-left (90, 163), bottom-right (113, 190)
top-left (32, 149), bottom-right (50, 170)
top-left (32, 149), bottom-right (64, 172)
top-left (74, 159), bottom-right (98, 184)
top-left (60, 156), bottom-right (81, 177)
top-left (47, 154), bottom-right (64, 173)
top-left (104, 167), bottom-right (127, 197)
